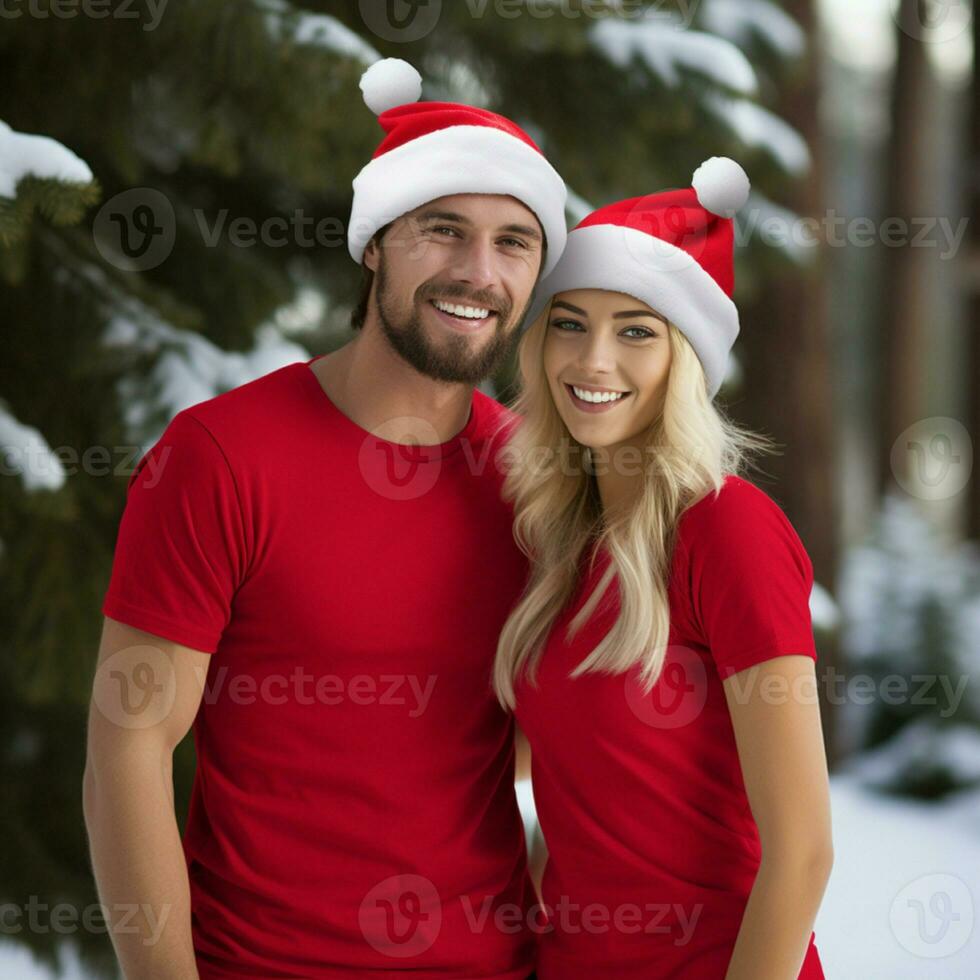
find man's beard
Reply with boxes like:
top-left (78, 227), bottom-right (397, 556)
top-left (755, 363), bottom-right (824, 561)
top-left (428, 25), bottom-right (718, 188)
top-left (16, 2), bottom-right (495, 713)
top-left (373, 255), bottom-right (527, 385)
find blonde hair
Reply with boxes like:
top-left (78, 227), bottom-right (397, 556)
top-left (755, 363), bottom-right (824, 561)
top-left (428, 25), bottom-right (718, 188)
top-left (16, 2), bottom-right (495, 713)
top-left (491, 296), bottom-right (776, 709)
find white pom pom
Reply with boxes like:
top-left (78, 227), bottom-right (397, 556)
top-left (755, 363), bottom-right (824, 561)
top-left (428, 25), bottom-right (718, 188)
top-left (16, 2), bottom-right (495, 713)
top-left (359, 58), bottom-right (422, 115)
top-left (691, 156), bottom-right (750, 217)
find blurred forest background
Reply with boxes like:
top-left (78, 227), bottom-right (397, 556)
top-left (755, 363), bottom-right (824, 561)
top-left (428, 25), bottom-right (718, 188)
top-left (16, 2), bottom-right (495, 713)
top-left (1, 0), bottom-right (978, 976)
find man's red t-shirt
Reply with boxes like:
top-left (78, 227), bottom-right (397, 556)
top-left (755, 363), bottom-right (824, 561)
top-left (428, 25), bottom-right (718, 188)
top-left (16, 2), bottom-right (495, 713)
top-left (101, 355), bottom-right (536, 979)
top-left (513, 475), bottom-right (825, 979)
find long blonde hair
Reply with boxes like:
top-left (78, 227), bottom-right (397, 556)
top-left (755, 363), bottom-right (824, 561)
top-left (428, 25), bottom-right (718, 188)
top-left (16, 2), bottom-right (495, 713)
top-left (492, 295), bottom-right (775, 709)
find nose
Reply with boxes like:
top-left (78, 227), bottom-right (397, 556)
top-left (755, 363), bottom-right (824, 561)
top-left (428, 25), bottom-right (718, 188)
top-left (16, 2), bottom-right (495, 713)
top-left (447, 235), bottom-right (498, 295)
top-left (575, 328), bottom-right (618, 376)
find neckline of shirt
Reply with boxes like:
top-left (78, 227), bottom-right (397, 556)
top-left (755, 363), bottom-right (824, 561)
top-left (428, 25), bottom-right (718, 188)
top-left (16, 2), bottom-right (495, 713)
top-left (298, 355), bottom-right (481, 462)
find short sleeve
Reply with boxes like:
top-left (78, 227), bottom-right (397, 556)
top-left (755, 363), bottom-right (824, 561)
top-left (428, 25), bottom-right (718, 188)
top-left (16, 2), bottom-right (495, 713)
top-left (683, 479), bottom-right (817, 679)
top-left (101, 410), bottom-right (249, 653)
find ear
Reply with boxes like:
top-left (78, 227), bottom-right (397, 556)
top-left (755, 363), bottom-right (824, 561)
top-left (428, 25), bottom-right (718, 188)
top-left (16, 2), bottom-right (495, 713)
top-left (363, 237), bottom-right (380, 273)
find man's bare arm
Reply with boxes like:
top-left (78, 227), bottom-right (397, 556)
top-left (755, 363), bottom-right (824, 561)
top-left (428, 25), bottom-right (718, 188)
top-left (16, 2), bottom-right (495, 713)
top-left (82, 615), bottom-right (211, 979)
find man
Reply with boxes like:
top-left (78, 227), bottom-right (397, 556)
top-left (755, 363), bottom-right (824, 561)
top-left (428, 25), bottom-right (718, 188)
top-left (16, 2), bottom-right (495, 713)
top-left (83, 57), bottom-right (565, 979)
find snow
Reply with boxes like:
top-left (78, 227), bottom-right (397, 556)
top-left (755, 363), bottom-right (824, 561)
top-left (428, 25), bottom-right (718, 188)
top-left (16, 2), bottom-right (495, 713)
top-left (841, 718), bottom-right (980, 790)
top-left (0, 403), bottom-right (67, 491)
top-left (737, 190), bottom-right (818, 264)
top-left (700, 0), bottom-right (805, 58)
top-left (703, 93), bottom-right (811, 174)
top-left (809, 581), bottom-right (840, 632)
top-left (838, 494), bottom-right (978, 672)
top-left (0, 940), bottom-right (97, 980)
top-left (0, 120), bottom-right (93, 199)
top-left (257, 0), bottom-right (379, 64)
top-left (815, 775), bottom-right (980, 975)
top-left (590, 17), bottom-right (758, 96)
top-left (102, 312), bottom-right (310, 446)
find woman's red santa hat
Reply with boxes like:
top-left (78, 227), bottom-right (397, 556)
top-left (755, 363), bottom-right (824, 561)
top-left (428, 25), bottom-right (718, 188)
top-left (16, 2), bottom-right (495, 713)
top-left (348, 58), bottom-right (568, 277)
top-left (526, 157), bottom-right (751, 398)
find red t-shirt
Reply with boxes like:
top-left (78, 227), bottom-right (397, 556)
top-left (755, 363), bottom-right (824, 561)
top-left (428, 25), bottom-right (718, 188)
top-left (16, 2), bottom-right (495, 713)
top-left (513, 475), bottom-right (825, 979)
top-left (101, 355), bottom-right (536, 979)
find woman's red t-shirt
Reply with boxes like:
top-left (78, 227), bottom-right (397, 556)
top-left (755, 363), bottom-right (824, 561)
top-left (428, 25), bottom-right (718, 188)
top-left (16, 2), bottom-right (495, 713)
top-left (513, 475), bottom-right (825, 979)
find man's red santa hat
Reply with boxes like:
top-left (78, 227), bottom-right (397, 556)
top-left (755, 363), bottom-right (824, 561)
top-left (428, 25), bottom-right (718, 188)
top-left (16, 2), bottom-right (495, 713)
top-left (348, 58), bottom-right (568, 276)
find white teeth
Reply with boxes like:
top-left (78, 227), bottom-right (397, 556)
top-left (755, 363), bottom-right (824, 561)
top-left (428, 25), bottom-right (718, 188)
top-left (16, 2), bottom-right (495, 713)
top-left (433, 299), bottom-right (490, 319)
top-left (572, 385), bottom-right (627, 404)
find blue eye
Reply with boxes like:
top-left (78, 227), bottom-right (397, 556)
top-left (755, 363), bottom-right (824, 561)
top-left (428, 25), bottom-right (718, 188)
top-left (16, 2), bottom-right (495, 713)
top-left (623, 327), bottom-right (658, 339)
top-left (549, 319), bottom-right (584, 331)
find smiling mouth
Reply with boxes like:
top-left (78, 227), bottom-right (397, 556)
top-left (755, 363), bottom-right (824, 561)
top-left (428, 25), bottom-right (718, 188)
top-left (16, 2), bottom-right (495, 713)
top-left (565, 382), bottom-right (632, 408)
top-left (428, 297), bottom-right (498, 327)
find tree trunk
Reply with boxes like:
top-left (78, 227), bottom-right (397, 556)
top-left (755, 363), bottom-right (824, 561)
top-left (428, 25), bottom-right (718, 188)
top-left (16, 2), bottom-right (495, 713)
top-left (733, 0), bottom-right (842, 763)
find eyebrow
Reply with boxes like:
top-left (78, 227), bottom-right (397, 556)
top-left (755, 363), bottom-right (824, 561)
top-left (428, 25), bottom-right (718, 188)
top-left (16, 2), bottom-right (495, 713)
top-left (550, 300), bottom-right (665, 321)
top-left (415, 209), bottom-right (543, 243)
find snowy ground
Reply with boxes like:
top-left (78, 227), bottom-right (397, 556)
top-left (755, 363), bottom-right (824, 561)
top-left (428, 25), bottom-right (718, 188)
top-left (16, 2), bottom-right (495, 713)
top-left (814, 776), bottom-right (980, 977)
top-left (5, 775), bottom-right (977, 978)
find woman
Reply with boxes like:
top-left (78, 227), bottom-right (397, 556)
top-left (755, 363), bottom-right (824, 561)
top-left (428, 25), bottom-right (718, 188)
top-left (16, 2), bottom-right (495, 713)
top-left (494, 157), bottom-right (833, 979)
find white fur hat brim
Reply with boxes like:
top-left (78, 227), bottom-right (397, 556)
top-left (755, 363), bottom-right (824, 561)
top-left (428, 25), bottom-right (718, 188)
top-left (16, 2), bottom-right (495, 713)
top-left (348, 125), bottom-right (568, 278)
top-left (524, 223), bottom-right (739, 398)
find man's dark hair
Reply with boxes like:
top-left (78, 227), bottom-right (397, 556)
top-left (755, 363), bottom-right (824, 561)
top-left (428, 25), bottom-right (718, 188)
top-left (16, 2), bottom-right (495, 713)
top-left (348, 219), bottom-right (547, 332)
top-left (349, 222), bottom-right (392, 331)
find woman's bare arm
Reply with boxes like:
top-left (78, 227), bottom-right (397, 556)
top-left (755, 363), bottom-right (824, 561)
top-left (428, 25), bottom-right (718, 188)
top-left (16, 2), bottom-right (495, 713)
top-left (722, 654), bottom-right (834, 980)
